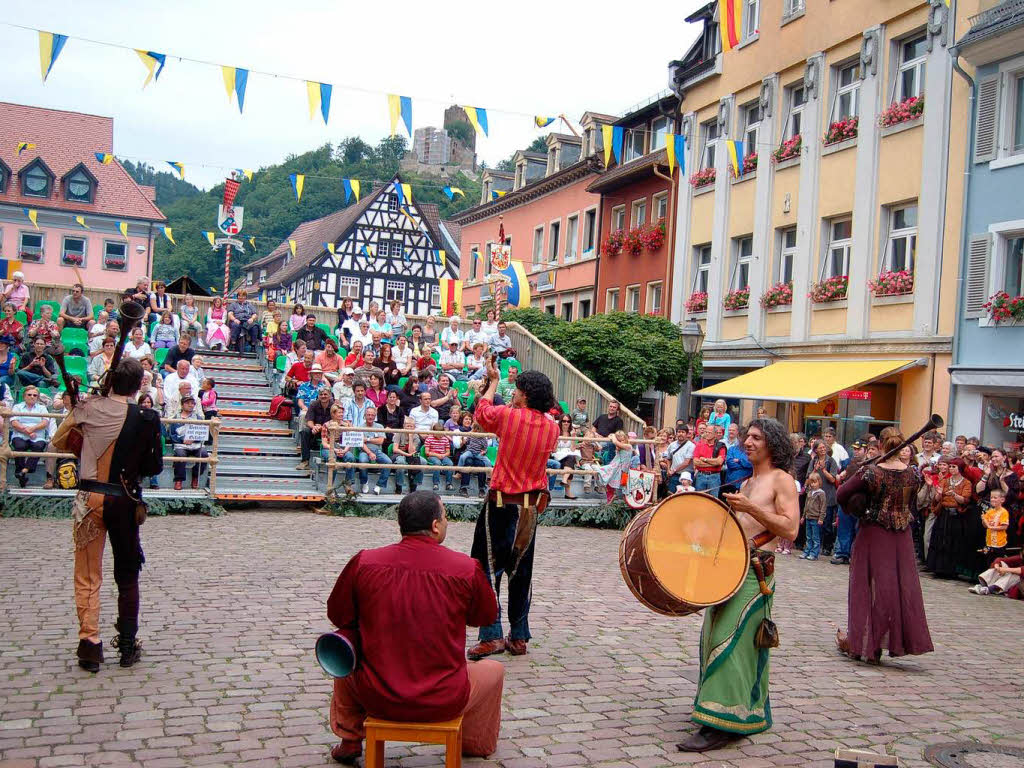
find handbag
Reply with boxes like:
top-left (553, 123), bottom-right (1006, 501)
top-left (268, 395), bottom-right (293, 422)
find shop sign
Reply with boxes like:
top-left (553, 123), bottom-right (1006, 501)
top-left (839, 390), bottom-right (872, 401)
top-left (1007, 412), bottom-right (1024, 434)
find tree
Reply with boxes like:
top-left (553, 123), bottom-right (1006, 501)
top-left (336, 137), bottom-right (372, 165)
top-left (495, 154), bottom-right (516, 172)
top-left (120, 159), bottom-right (201, 207)
top-left (527, 135), bottom-right (549, 153)
top-left (445, 120), bottom-right (474, 147)
top-left (374, 136), bottom-right (408, 175)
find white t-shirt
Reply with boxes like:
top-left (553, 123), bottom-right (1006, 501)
top-left (668, 440), bottom-right (695, 473)
top-left (830, 442), bottom-right (850, 463)
top-left (411, 405), bottom-right (439, 431)
top-left (392, 345), bottom-right (413, 370)
top-left (124, 340), bottom-right (153, 359)
top-left (163, 371), bottom-right (200, 403)
top-left (440, 349), bottom-right (465, 369)
top-left (341, 317), bottom-right (363, 339)
top-left (465, 329), bottom-right (490, 349)
top-left (440, 327), bottom-right (463, 347)
top-left (350, 330), bottom-right (373, 349)
top-left (481, 321), bottom-right (498, 336)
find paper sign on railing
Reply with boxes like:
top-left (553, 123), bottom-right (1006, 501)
top-left (341, 431), bottom-right (365, 448)
top-left (181, 423), bottom-right (210, 443)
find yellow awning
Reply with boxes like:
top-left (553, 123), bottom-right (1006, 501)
top-left (694, 360), bottom-right (922, 404)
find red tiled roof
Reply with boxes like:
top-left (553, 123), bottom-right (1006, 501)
top-left (586, 148), bottom-right (670, 193)
top-left (0, 102), bottom-right (165, 221)
top-left (441, 219), bottom-right (462, 250)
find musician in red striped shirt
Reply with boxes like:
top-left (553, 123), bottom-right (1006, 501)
top-left (466, 357), bottom-right (559, 661)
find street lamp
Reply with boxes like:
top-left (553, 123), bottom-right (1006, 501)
top-left (679, 320), bottom-right (705, 422)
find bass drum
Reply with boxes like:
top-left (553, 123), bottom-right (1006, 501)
top-left (618, 491), bottom-right (749, 617)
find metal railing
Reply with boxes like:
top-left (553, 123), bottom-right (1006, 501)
top-left (968, 0), bottom-right (1024, 31)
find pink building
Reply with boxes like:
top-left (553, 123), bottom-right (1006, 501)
top-left (0, 102), bottom-right (165, 291)
top-left (450, 113), bottom-right (615, 320)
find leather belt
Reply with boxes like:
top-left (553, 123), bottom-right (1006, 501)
top-left (78, 479), bottom-right (131, 498)
top-left (487, 489), bottom-right (550, 509)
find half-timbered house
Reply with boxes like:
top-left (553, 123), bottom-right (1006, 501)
top-left (258, 177), bottom-right (461, 316)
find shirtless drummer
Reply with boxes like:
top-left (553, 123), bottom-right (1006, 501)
top-left (677, 417), bottom-right (799, 752)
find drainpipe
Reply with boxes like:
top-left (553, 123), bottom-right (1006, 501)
top-left (651, 163), bottom-right (676, 318)
top-left (593, 190), bottom-right (604, 313)
top-left (948, 45), bottom-right (976, 433)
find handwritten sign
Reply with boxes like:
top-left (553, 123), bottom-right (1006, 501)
top-left (181, 423), bottom-right (209, 443)
top-left (341, 430), bottom-right (365, 448)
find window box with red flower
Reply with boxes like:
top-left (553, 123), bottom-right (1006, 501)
top-left (723, 287), bottom-right (750, 311)
top-left (689, 168), bottom-right (716, 189)
top-left (19, 249), bottom-right (43, 263)
top-left (868, 269), bottom-right (914, 297)
top-left (809, 275), bottom-right (849, 303)
top-left (760, 282), bottom-right (793, 309)
top-left (879, 96), bottom-right (924, 129)
top-left (639, 221), bottom-right (666, 252)
top-left (602, 229), bottom-right (625, 257)
top-left (983, 291), bottom-right (1024, 325)
top-left (686, 291), bottom-right (708, 314)
top-left (730, 153), bottom-right (758, 178)
top-left (624, 228), bottom-right (644, 256)
top-left (772, 135), bottom-right (802, 164)
top-left (62, 252), bottom-right (85, 267)
top-left (824, 117), bottom-right (858, 146)
top-left (105, 256), bottom-right (127, 269)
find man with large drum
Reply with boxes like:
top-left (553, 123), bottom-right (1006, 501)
top-left (677, 418), bottom-right (799, 752)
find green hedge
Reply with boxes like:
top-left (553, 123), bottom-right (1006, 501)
top-left (0, 492), bottom-right (224, 519)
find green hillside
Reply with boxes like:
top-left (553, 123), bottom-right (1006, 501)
top-left (120, 159), bottom-right (202, 207)
top-left (148, 137), bottom-right (481, 292)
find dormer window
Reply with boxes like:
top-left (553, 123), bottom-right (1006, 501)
top-left (624, 128), bottom-right (646, 162)
top-left (65, 169), bottom-right (95, 203)
top-left (547, 147), bottom-right (558, 174)
top-left (587, 127), bottom-right (605, 158)
top-left (387, 192), bottom-right (399, 211)
top-left (651, 116), bottom-right (671, 152)
top-left (22, 163), bottom-right (51, 198)
top-left (0, 161), bottom-right (9, 194)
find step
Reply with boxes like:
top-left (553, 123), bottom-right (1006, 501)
top-left (207, 372), bottom-right (270, 386)
top-left (217, 386), bottom-right (273, 400)
top-left (204, 360), bottom-right (264, 372)
top-left (217, 462), bottom-right (312, 479)
top-left (201, 349), bottom-right (257, 360)
top-left (219, 407), bottom-right (273, 418)
top-left (218, 442), bottom-right (299, 457)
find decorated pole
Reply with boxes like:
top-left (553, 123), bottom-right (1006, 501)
top-left (223, 244), bottom-right (232, 297)
top-left (218, 173), bottom-right (244, 297)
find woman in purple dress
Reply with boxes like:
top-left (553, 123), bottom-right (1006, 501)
top-left (835, 429), bottom-right (933, 663)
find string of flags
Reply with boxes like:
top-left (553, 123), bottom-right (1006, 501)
top-left (342, 178), bottom-right (360, 203)
top-left (306, 81), bottom-right (332, 125)
top-left (442, 186), bottom-right (464, 200)
top-left (221, 65), bottom-right (248, 113)
top-left (135, 50), bottom-right (166, 87)
top-left (166, 161), bottom-right (185, 180)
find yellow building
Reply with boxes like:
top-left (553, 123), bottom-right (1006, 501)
top-left (668, 0), bottom-right (974, 439)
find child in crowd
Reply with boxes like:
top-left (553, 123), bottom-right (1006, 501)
top-left (424, 422), bottom-right (454, 492)
top-left (981, 488), bottom-right (1010, 563)
top-left (677, 471), bottom-right (695, 492)
top-left (151, 310), bottom-right (179, 348)
top-left (597, 429), bottom-right (633, 502)
top-left (200, 378), bottom-right (218, 420)
top-left (801, 473), bottom-right (826, 561)
top-left (577, 428), bottom-right (601, 494)
top-left (102, 297), bottom-right (119, 323)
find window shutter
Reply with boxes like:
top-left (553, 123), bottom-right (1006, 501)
top-left (964, 234), bottom-right (991, 318)
top-left (974, 75), bottom-right (1000, 164)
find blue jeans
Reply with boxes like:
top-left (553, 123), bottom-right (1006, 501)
top-left (427, 456), bottom-right (453, 486)
top-left (393, 455), bottom-right (422, 487)
top-left (16, 369), bottom-right (57, 387)
top-left (458, 451), bottom-right (489, 490)
top-left (834, 506), bottom-right (857, 559)
top-left (694, 471), bottom-right (719, 497)
top-left (546, 458), bottom-right (560, 490)
top-left (804, 519), bottom-right (822, 559)
top-left (343, 447), bottom-right (392, 487)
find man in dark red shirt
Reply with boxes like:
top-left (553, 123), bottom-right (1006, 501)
top-left (466, 359), bottom-right (559, 661)
top-left (326, 491), bottom-right (503, 764)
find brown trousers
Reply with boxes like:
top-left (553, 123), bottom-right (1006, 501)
top-left (330, 659), bottom-right (504, 757)
top-left (73, 504), bottom-right (106, 643)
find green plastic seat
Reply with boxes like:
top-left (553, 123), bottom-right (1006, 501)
top-left (275, 355), bottom-right (287, 372)
top-left (315, 323), bottom-right (333, 339)
top-left (62, 340), bottom-right (89, 358)
top-left (453, 379), bottom-right (469, 395)
top-left (154, 348), bottom-right (169, 367)
top-left (486, 445), bottom-right (498, 464)
top-left (398, 376), bottom-right (408, 390)
top-left (63, 356), bottom-right (88, 381)
top-left (291, 331), bottom-right (298, 341)
top-left (558, 400), bottom-right (569, 414)
top-left (61, 327), bottom-right (88, 345)
top-left (15, 311), bottom-right (28, 325)
top-left (93, 305), bottom-right (104, 320)
top-left (500, 358), bottom-right (521, 378)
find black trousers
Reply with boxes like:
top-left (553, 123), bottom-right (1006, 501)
top-left (470, 499), bottom-right (536, 642)
top-left (104, 497), bottom-right (144, 634)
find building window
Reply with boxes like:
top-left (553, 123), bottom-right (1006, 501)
top-left (549, 221), bottom-right (560, 262)
top-left (385, 280), bottom-right (405, 304)
top-left (606, 288), bottom-right (620, 311)
top-left (653, 193), bottom-right (668, 223)
top-left (700, 119), bottom-right (720, 170)
top-left (611, 205), bottom-right (626, 231)
top-left (387, 193), bottom-right (399, 211)
top-left (65, 169), bottom-right (94, 203)
top-left (647, 281), bottom-right (663, 314)
top-left (1004, 236), bottom-right (1024, 295)
top-left (651, 116), bottom-right (670, 152)
top-left (532, 227), bottom-right (544, 265)
top-left (19, 232), bottom-right (44, 263)
top-left (894, 33), bottom-right (927, 103)
top-left (783, 0), bottom-right (804, 16)
top-left (778, 227), bottom-right (797, 284)
top-left (742, 103), bottom-right (761, 157)
top-left (376, 239), bottom-right (391, 258)
top-left (884, 204), bottom-right (918, 274)
top-left (832, 61), bottom-right (861, 122)
top-left (0, 166), bottom-right (7, 194)
top-left (981, 395), bottom-right (1024, 450)
top-left (22, 165), bottom-right (50, 198)
top-left (565, 214), bottom-right (579, 261)
top-left (1013, 73), bottom-right (1024, 154)
top-left (744, 0), bottom-right (760, 38)
top-left (103, 241), bottom-right (127, 271)
top-left (784, 84), bottom-right (806, 140)
top-left (693, 244), bottom-right (712, 293)
top-left (485, 242), bottom-right (494, 275)
top-left (626, 284), bottom-right (641, 312)
top-left (338, 277), bottom-right (360, 300)
top-left (579, 298), bottom-right (591, 318)
top-left (430, 284), bottom-right (440, 309)
top-left (561, 302), bottom-right (573, 321)
top-left (624, 128), bottom-right (645, 162)
top-left (631, 199), bottom-right (647, 228)
top-left (823, 218), bottom-right (852, 278)
top-left (545, 303), bottom-right (557, 315)
top-left (470, 248), bottom-right (479, 280)
top-left (62, 236), bottom-right (86, 267)
top-left (731, 237), bottom-right (753, 290)
top-left (259, 268), bottom-right (267, 283)
top-left (547, 146), bottom-right (558, 174)
top-left (583, 208), bottom-right (597, 254)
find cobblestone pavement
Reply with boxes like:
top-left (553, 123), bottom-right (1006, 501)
top-left (1, 511), bottom-right (1022, 768)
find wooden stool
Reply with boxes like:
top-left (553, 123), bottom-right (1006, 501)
top-left (364, 714), bottom-right (464, 768)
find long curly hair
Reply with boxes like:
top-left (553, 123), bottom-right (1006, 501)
top-left (748, 417), bottom-right (795, 472)
top-left (515, 370), bottom-right (555, 413)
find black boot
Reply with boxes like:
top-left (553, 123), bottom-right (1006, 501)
top-left (76, 639), bottom-right (103, 673)
top-left (112, 619), bottom-right (142, 668)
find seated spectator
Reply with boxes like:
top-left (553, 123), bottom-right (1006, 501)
top-left (370, 310), bottom-right (392, 344)
top-left (191, 354), bottom-right (206, 383)
top-left (200, 377), bottom-right (218, 420)
top-left (163, 359), bottom-right (200, 405)
top-left (465, 343), bottom-right (487, 381)
top-left (970, 552), bottom-right (1023, 598)
top-left (41, 391), bottom-right (69, 489)
top-left (296, 313), bottom-right (329, 352)
top-left (206, 296), bottom-right (230, 350)
top-left (315, 338), bottom-right (343, 383)
top-left (411, 390), bottom-right (439, 432)
top-left (457, 414), bottom-right (491, 497)
top-left (488, 321), bottom-right (516, 359)
top-left (88, 310), bottom-right (108, 342)
top-left (1, 271), bottom-right (31, 322)
top-left (350, 318), bottom-right (373, 350)
top-left (494, 365), bottom-right (519, 404)
top-left (170, 395), bottom-right (208, 490)
top-left (10, 385), bottom-right (50, 487)
top-left (424, 422), bottom-right (454, 492)
top-left (139, 355), bottom-right (163, 390)
top-left (480, 308), bottom-right (500, 337)
top-left (341, 305), bottom-right (363, 343)
top-left (138, 370), bottom-right (164, 412)
top-left (397, 374), bottom-right (421, 413)
top-left (89, 321), bottom-right (120, 358)
top-left (28, 304), bottom-right (60, 351)
top-left (570, 398), bottom-right (589, 430)
top-left (297, 387), bottom-right (334, 471)
top-left (282, 339), bottom-right (307, 377)
top-left (285, 349), bottom-right (315, 398)
top-left (150, 310), bottom-right (179, 349)
top-left (464, 318), bottom-right (489, 353)
top-left (444, 403), bottom-right (463, 434)
top-left (391, 335), bottom-right (413, 381)
top-left (297, 364), bottom-right (329, 414)
top-left (343, 381), bottom-right (372, 426)
top-left (440, 316), bottom-right (462, 350)
top-left (344, 340), bottom-right (365, 369)
top-left (552, 416), bottom-right (581, 499)
top-left (430, 374), bottom-right (458, 422)
top-left (0, 303), bottom-right (25, 351)
top-left (228, 289), bottom-right (260, 353)
top-left (377, 343), bottom-right (398, 387)
top-left (123, 326), bottom-right (153, 359)
top-left (17, 337), bottom-right (59, 388)
top-left (290, 302), bottom-right (307, 333)
top-left (366, 373), bottom-right (387, 408)
top-left (335, 298), bottom-right (355, 340)
top-left (593, 399), bottom-right (625, 463)
top-left (354, 348), bottom-right (385, 383)
top-left (577, 429), bottom-right (601, 494)
top-left (392, 416), bottom-right (423, 493)
top-left (268, 322), bottom-right (293, 363)
top-left (332, 367), bottom-right (356, 410)
top-left (343, 406), bottom-right (393, 494)
top-left (166, 380), bottom-right (204, 421)
top-left (149, 280), bottom-right (175, 329)
top-left (179, 293), bottom-right (203, 340)
top-left (88, 335), bottom-right (119, 387)
top-left (409, 324), bottom-right (427, 357)
top-left (164, 334), bottom-right (196, 374)
top-left (122, 276), bottom-right (151, 325)
top-left (385, 299), bottom-right (407, 337)
top-left (440, 339), bottom-right (466, 379)
top-left (101, 297), bottom-right (120, 323)
top-left (57, 283), bottom-right (93, 331)
top-left (260, 300), bottom-right (279, 335)
top-left (422, 315), bottom-right (438, 346)
top-left (379, 388), bottom-right (405, 439)
top-left (0, 335), bottom-right (17, 388)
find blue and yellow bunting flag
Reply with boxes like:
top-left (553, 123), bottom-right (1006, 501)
top-left (342, 178), bottom-right (360, 203)
top-left (74, 215), bottom-right (89, 229)
top-left (288, 239), bottom-right (297, 258)
top-left (16, 142), bottom-right (36, 156)
top-left (725, 139), bottom-right (743, 176)
top-left (387, 94), bottom-right (413, 137)
top-left (498, 260), bottom-right (531, 309)
top-left (433, 249), bottom-right (447, 268)
top-left (602, 124), bottom-right (613, 167)
top-left (534, 116), bottom-right (555, 129)
top-left (665, 133), bottom-right (686, 176)
top-left (94, 152), bottom-right (113, 164)
top-left (118, 221), bottom-right (129, 239)
top-left (490, 189), bottom-right (507, 200)
top-left (38, 31), bottom-right (68, 82)
top-left (248, 236), bottom-right (256, 250)
top-left (236, 168), bottom-right (253, 182)
top-left (160, 225), bottom-right (175, 245)
top-left (135, 50), bottom-right (166, 88)
top-left (442, 186), bottom-right (464, 200)
top-left (463, 106), bottom-right (489, 137)
top-left (611, 126), bottom-right (624, 164)
top-left (289, 173), bottom-right (304, 202)
top-left (202, 230), bottom-right (217, 247)
top-left (23, 208), bottom-right (39, 229)
top-left (400, 206), bottom-right (418, 229)
top-left (221, 66), bottom-right (249, 113)
top-left (323, 241), bottom-right (336, 255)
top-left (166, 161), bottom-right (185, 180)
top-left (306, 81), bottom-right (332, 124)
top-left (402, 247), bottom-right (410, 262)
top-left (0, 259), bottom-right (24, 280)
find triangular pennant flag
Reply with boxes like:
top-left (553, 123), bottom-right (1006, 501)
top-left (74, 215), bottom-right (89, 229)
top-left (393, 181), bottom-right (405, 208)
top-left (237, 168), bottom-right (253, 182)
top-left (534, 116), bottom-right (555, 128)
top-left (16, 142), bottom-right (36, 156)
top-left (343, 178), bottom-right (360, 204)
top-left (290, 173), bottom-right (305, 202)
top-left (402, 248), bottom-right (410, 262)
top-left (491, 190), bottom-right (508, 200)
top-left (248, 236), bottom-right (256, 250)
top-left (611, 126), bottom-right (624, 164)
top-left (305, 81), bottom-right (332, 124)
top-left (387, 94), bottom-right (413, 137)
top-left (94, 152), bottom-right (113, 164)
top-left (602, 124), bottom-right (613, 167)
top-left (222, 66), bottom-right (248, 113)
top-left (160, 225), bottom-right (175, 245)
top-left (323, 242), bottom-right (336, 255)
top-left (135, 50), bottom-right (166, 88)
top-left (436, 250), bottom-right (446, 268)
top-left (400, 207), bottom-right (417, 229)
top-left (118, 221), bottom-right (129, 239)
top-left (289, 239), bottom-right (297, 257)
top-left (38, 31), bottom-right (68, 82)
top-left (673, 134), bottom-right (687, 176)
top-left (202, 231), bottom-right (216, 247)
top-left (24, 208), bottom-right (39, 229)
top-left (443, 186), bottom-right (465, 200)
top-left (401, 183), bottom-right (413, 203)
top-left (463, 106), bottom-right (489, 137)
top-left (726, 139), bottom-right (743, 176)
top-left (167, 161), bottom-right (185, 180)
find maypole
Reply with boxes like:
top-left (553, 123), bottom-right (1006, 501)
top-left (216, 172), bottom-right (244, 296)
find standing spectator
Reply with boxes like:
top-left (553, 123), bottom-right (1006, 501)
top-left (2, 271), bottom-right (32, 321)
top-left (916, 431), bottom-right (941, 467)
top-left (123, 326), bottom-right (153, 359)
top-left (179, 293), bottom-right (204, 341)
top-left (424, 422), bottom-right (454, 492)
top-left (10, 385), bottom-right (50, 487)
top-left (227, 289), bottom-right (259, 353)
top-left (170, 395), bottom-right (207, 490)
top-left (981, 488), bottom-right (1010, 563)
top-left (570, 398), bottom-right (589, 430)
top-left (385, 299), bottom-right (407, 337)
top-left (801, 473), bottom-right (827, 560)
top-left (0, 303), bottom-right (25, 351)
top-left (707, 399), bottom-right (731, 433)
top-left (692, 424), bottom-right (726, 496)
top-left (392, 416), bottom-right (423, 493)
top-left (28, 304), bottom-right (60, 350)
top-left (17, 337), bottom-right (59, 388)
top-left (205, 296), bottom-right (230, 350)
top-left (149, 280), bottom-right (175, 329)
top-left (259, 299), bottom-right (278, 335)
top-left (790, 432), bottom-right (812, 489)
top-left (488, 321), bottom-right (516, 359)
top-left (297, 387), bottom-right (334, 471)
top-left (290, 303), bottom-right (308, 333)
top-left (695, 405), bottom-right (712, 435)
top-left (57, 283), bottom-right (93, 331)
top-left (150, 310), bottom-right (179, 348)
top-left (200, 378), bottom-right (218, 420)
top-left (975, 448), bottom-right (1020, 507)
top-left (296, 313), bottom-right (329, 352)
top-left (808, 440), bottom-right (841, 557)
top-left (163, 334), bottom-right (195, 374)
top-left (666, 425), bottom-right (695, 494)
top-left (824, 428), bottom-right (850, 465)
top-left (725, 423), bottom-right (740, 449)
top-left (722, 427), bottom-right (753, 494)
top-left (0, 335), bottom-right (18, 387)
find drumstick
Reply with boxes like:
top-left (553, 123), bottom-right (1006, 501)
top-left (712, 505), bottom-right (730, 566)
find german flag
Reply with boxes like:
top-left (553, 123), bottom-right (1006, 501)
top-left (438, 279), bottom-right (463, 316)
top-left (719, 0), bottom-right (743, 52)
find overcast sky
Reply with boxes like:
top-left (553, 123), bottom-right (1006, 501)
top-left (1, 0), bottom-right (701, 191)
